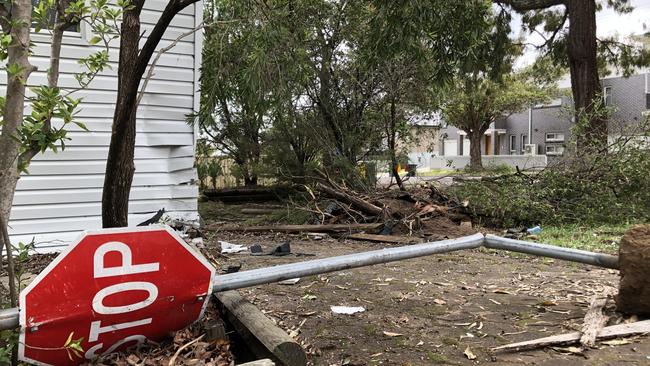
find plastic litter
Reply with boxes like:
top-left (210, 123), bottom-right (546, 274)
top-left (527, 225), bottom-right (542, 235)
top-left (330, 306), bottom-right (366, 315)
top-left (278, 278), bottom-right (301, 285)
top-left (220, 241), bottom-right (248, 254)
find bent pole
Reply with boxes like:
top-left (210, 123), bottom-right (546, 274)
top-left (0, 232), bottom-right (621, 331)
top-left (484, 234), bottom-right (619, 270)
top-left (0, 233), bottom-right (484, 330)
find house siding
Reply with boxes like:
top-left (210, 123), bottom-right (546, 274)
top-left (2, 1), bottom-right (202, 250)
top-left (439, 72), bottom-right (650, 162)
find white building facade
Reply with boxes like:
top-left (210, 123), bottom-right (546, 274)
top-left (4, 0), bottom-right (203, 250)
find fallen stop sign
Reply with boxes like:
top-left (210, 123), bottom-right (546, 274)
top-left (18, 225), bottom-right (215, 366)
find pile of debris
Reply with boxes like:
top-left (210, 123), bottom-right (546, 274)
top-left (206, 180), bottom-right (476, 242)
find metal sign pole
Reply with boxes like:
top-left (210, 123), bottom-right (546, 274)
top-left (0, 233), bottom-right (621, 332)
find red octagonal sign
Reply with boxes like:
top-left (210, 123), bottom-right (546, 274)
top-left (18, 225), bottom-right (215, 366)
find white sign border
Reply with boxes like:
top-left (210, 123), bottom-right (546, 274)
top-left (18, 225), bottom-right (215, 366)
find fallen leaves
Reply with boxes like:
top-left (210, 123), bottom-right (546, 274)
top-left (383, 331), bottom-right (404, 337)
top-left (463, 346), bottom-right (477, 360)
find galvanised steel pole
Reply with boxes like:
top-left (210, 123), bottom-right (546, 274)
top-left (484, 234), bottom-right (619, 269)
top-left (212, 233), bottom-right (485, 292)
top-left (0, 233), bottom-right (620, 331)
top-left (0, 233), bottom-right (485, 330)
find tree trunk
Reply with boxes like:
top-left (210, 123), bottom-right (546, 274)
top-left (566, 0), bottom-right (606, 148)
top-left (468, 130), bottom-right (483, 170)
top-left (388, 98), bottom-right (404, 190)
top-left (102, 0), bottom-right (198, 227)
top-left (101, 5), bottom-right (142, 228)
top-left (0, 0), bottom-right (35, 237)
top-left (244, 175), bottom-right (258, 186)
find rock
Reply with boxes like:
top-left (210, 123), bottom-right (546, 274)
top-left (617, 225), bottom-right (650, 315)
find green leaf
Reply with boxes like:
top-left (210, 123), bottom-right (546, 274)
top-left (89, 36), bottom-right (102, 45)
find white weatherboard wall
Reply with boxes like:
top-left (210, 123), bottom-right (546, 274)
top-left (4, 1), bottom-right (203, 251)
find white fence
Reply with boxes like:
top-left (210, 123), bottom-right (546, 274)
top-left (424, 155), bottom-right (548, 170)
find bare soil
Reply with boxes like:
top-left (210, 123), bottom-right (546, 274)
top-left (204, 206), bottom-right (650, 366)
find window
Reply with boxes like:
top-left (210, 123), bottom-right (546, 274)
top-left (31, 0), bottom-right (80, 32)
top-left (603, 86), bottom-right (612, 106)
top-left (509, 135), bottom-right (516, 154)
top-left (546, 145), bottom-right (565, 156)
top-left (545, 133), bottom-right (565, 142)
top-left (520, 134), bottom-right (528, 154)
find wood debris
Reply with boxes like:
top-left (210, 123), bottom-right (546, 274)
top-left (492, 320), bottom-right (650, 353)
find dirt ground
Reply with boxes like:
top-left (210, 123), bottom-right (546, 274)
top-left (3, 201), bottom-right (649, 365)
top-left (203, 205), bottom-right (650, 366)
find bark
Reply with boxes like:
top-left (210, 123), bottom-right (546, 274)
top-left (102, 0), bottom-right (198, 227)
top-left (388, 99), bottom-right (404, 190)
top-left (0, 0), bottom-right (35, 244)
top-left (566, 0), bottom-right (606, 148)
top-left (468, 129), bottom-right (484, 171)
top-left (496, 0), bottom-right (607, 147)
top-left (101, 3), bottom-right (143, 228)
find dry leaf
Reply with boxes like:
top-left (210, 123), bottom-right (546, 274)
top-left (383, 331), bottom-right (403, 337)
top-left (552, 346), bottom-right (583, 354)
top-left (601, 339), bottom-right (632, 346)
top-left (464, 346), bottom-right (477, 360)
top-left (493, 289), bottom-right (512, 294)
top-left (537, 299), bottom-right (558, 306)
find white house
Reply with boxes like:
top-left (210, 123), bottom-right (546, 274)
top-left (4, 0), bottom-right (203, 251)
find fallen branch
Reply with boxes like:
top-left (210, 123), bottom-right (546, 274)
top-left (492, 320), bottom-right (650, 353)
top-left (205, 223), bottom-right (383, 233)
top-left (315, 183), bottom-right (383, 216)
top-left (347, 233), bottom-right (423, 244)
top-left (580, 287), bottom-right (616, 348)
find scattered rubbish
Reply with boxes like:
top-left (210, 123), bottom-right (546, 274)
top-left (278, 278), bottom-right (301, 285)
top-left (190, 237), bottom-right (204, 248)
top-left (379, 221), bottom-right (394, 235)
top-left (383, 331), bottom-right (403, 337)
top-left (223, 264), bottom-right (242, 274)
top-left (250, 244), bottom-right (264, 256)
top-left (307, 232), bottom-right (325, 240)
top-left (137, 208), bottom-right (165, 226)
top-left (433, 299), bottom-right (446, 305)
top-left (527, 225), bottom-right (542, 235)
top-left (302, 294), bottom-right (317, 301)
top-left (270, 242), bottom-right (291, 256)
top-left (463, 346), bottom-right (477, 360)
top-left (220, 241), bottom-right (248, 254)
top-left (330, 306), bottom-right (365, 315)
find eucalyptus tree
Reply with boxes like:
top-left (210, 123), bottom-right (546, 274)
top-left (495, 0), bottom-right (650, 147)
top-left (440, 9), bottom-right (558, 170)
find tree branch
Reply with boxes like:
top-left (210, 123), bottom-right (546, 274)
top-left (494, 0), bottom-right (565, 11)
top-left (137, 22), bottom-right (204, 107)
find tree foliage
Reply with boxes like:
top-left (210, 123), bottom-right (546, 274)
top-left (198, 0), bottom-right (497, 186)
top-left (496, 0), bottom-right (650, 147)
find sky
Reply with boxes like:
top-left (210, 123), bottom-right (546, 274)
top-left (513, 0), bottom-right (650, 81)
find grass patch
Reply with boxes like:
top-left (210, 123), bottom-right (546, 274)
top-left (415, 169), bottom-right (457, 177)
top-left (426, 351), bottom-right (450, 364)
top-left (536, 224), bottom-right (630, 254)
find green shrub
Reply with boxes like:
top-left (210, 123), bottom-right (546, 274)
top-left (450, 123), bottom-right (650, 227)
